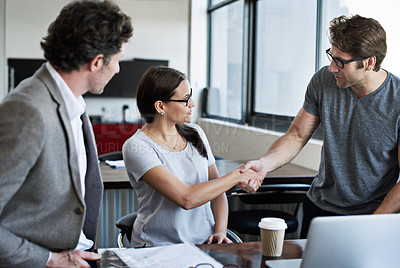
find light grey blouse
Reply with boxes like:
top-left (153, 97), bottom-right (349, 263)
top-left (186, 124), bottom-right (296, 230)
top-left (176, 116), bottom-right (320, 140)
top-left (122, 123), bottom-right (216, 247)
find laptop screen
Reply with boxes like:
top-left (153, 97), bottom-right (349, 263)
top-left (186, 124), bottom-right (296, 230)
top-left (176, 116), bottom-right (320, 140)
top-left (266, 214), bottom-right (400, 268)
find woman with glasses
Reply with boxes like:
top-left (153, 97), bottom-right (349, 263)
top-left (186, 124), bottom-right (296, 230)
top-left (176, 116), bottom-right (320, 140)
top-left (123, 66), bottom-right (261, 247)
top-left (243, 14), bottom-right (400, 239)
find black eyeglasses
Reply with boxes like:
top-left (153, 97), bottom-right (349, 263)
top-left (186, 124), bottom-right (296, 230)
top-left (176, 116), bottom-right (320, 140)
top-left (326, 48), bottom-right (369, 69)
top-left (162, 88), bottom-right (192, 106)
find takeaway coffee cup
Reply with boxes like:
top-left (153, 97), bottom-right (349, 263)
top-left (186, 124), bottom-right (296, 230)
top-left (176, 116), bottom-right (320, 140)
top-left (258, 217), bottom-right (288, 257)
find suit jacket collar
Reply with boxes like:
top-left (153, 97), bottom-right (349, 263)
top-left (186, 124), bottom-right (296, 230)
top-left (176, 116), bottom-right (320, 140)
top-left (34, 64), bottom-right (85, 204)
top-left (45, 62), bottom-right (86, 121)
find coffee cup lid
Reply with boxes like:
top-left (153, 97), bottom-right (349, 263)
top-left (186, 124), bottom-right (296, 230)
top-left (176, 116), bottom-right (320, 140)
top-left (258, 217), bottom-right (287, 230)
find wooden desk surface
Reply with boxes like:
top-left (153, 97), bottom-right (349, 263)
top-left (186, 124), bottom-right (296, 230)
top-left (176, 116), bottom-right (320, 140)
top-left (198, 240), bottom-right (306, 268)
top-left (97, 240), bottom-right (307, 268)
top-left (101, 159), bottom-right (316, 189)
top-left (100, 163), bottom-right (131, 189)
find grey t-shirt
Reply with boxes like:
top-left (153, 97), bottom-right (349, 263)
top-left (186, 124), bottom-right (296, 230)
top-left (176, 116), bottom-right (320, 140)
top-left (122, 123), bottom-right (216, 247)
top-left (303, 66), bottom-right (400, 214)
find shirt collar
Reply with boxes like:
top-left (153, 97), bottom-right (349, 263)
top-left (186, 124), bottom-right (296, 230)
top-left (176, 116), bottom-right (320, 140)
top-left (45, 62), bottom-right (86, 120)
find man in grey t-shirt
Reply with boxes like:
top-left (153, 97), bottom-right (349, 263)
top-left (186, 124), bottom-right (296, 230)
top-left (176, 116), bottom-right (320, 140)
top-left (243, 14), bottom-right (400, 238)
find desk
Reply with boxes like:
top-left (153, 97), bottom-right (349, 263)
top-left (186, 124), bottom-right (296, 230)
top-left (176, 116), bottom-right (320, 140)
top-left (97, 239), bottom-right (306, 268)
top-left (99, 160), bottom-right (315, 247)
top-left (100, 163), bottom-right (132, 189)
top-left (101, 159), bottom-right (316, 189)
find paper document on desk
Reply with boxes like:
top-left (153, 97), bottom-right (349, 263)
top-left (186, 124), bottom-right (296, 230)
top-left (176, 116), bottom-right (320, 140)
top-left (265, 259), bottom-right (302, 268)
top-left (105, 160), bottom-right (125, 169)
top-left (113, 242), bottom-right (223, 268)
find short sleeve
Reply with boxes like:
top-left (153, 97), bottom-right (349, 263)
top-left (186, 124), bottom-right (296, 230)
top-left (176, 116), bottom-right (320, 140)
top-left (303, 67), bottom-right (326, 117)
top-left (122, 136), bottom-right (163, 182)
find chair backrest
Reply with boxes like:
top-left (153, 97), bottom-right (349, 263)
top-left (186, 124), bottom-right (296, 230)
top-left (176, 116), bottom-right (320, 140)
top-left (99, 151), bottom-right (123, 162)
top-left (229, 183), bottom-right (310, 204)
top-left (116, 212), bottom-right (138, 248)
top-left (115, 212), bottom-right (243, 248)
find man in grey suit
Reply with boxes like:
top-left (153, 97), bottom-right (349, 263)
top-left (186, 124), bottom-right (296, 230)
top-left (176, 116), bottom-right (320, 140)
top-left (0, 1), bottom-right (133, 267)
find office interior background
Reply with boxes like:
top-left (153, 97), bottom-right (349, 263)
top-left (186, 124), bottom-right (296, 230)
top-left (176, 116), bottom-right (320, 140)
top-left (1, 0), bottom-right (399, 247)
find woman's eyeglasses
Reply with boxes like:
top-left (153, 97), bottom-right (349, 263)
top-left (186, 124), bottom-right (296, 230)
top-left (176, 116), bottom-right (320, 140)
top-left (162, 88), bottom-right (192, 106)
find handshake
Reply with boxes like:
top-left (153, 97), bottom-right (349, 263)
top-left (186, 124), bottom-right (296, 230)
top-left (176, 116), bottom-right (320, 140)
top-left (235, 159), bottom-right (268, 193)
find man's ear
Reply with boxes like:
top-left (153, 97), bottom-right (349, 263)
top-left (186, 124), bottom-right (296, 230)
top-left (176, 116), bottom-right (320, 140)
top-left (89, 54), bottom-right (105, 71)
top-left (365, 56), bottom-right (376, 72)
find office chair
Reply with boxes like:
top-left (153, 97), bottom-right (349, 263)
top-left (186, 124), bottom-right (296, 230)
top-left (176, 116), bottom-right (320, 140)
top-left (227, 183), bottom-right (310, 237)
top-left (116, 212), bottom-right (243, 248)
top-left (98, 151), bottom-right (123, 162)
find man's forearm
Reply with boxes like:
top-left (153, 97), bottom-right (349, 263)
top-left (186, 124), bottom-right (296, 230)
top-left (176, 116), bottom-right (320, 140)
top-left (374, 182), bottom-right (400, 214)
top-left (259, 133), bottom-right (307, 173)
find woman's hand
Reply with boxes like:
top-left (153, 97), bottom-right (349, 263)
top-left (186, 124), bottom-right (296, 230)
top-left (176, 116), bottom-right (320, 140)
top-left (206, 232), bottom-right (233, 244)
top-left (236, 160), bottom-right (267, 193)
top-left (239, 178), bottom-right (262, 193)
top-left (234, 165), bottom-right (263, 193)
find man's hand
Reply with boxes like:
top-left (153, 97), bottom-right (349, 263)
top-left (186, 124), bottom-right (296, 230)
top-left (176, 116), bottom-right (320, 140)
top-left (237, 159), bottom-right (268, 193)
top-left (46, 250), bottom-right (101, 268)
top-left (241, 159), bottom-right (268, 178)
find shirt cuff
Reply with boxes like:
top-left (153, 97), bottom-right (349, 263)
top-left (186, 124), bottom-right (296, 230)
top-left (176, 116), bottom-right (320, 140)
top-left (47, 251), bottom-right (52, 264)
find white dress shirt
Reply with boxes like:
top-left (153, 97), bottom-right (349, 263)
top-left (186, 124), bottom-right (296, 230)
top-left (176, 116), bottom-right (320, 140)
top-left (45, 62), bottom-right (93, 251)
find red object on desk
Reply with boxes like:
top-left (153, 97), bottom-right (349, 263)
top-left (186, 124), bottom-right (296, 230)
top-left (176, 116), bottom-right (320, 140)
top-left (92, 123), bottom-right (143, 155)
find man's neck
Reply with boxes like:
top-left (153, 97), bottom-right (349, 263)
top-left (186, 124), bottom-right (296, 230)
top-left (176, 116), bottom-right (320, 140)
top-left (352, 69), bottom-right (387, 98)
top-left (56, 65), bottom-right (89, 98)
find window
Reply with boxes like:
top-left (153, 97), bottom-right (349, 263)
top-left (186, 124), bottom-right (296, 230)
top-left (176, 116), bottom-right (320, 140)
top-left (207, 0), bottom-right (400, 137)
top-left (210, 0), bottom-right (228, 5)
top-left (320, 0), bottom-right (400, 75)
top-left (254, 0), bottom-right (317, 117)
top-left (208, 0), bottom-right (244, 120)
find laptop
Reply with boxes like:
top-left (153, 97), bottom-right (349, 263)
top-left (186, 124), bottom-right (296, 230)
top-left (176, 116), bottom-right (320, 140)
top-left (265, 213), bottom-right (400, 268)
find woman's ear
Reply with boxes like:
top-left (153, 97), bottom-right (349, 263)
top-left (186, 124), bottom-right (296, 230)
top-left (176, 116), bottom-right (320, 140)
top-left (154, 100), bottom-right (165, 115)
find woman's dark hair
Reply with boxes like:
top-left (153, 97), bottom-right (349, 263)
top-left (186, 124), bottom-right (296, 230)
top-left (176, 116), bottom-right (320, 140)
top-left (329, 14), bottom-right (386, 71)
top-left (136, 66), bottom-right (208, 159)
top-left (41, 0), bottom-right (133, 72)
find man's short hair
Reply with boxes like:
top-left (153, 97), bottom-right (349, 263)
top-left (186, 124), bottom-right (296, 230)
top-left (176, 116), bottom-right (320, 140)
top-left (329, 15), bottom-right (386, 71)
top-left (41, 0), bottom-right (133, 72)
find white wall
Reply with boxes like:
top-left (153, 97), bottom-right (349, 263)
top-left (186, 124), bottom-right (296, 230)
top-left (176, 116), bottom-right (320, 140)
top-left (2, 0), bottom-right (190, 122)
top-left (197, 118), bottom-right (321, 171)
top-left (0, 0), bottom-right (5, 99)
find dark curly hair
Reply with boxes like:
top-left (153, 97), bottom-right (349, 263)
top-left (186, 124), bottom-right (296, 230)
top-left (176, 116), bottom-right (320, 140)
top-left (329, 15), bottom-right (386, 71)
top-left (136, 66), bottom-right (208, 159)
top-left (41, 0), bottom-right (133, 72)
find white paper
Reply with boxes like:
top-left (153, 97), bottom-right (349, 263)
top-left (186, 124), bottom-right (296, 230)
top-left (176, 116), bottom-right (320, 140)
top-left (112, 242), bottom-right (223, 268)
top-left (105, 160), bottom-right (126, 169)
top-left (265, 259), bottom-right (302, 268)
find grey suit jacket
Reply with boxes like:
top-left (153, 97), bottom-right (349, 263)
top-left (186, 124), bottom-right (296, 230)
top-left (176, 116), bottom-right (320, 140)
top-left (0, 64), bottom-right (103, 267)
